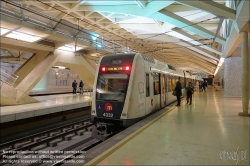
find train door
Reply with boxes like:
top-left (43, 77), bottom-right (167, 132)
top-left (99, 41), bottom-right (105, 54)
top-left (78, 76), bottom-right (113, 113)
top-left (165, 74), bottom-right (168, 105)
top-left (160, 74), bottom-right (166, 107)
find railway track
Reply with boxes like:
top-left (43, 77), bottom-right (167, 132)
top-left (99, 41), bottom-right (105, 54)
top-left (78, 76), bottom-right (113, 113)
top-left (0, 119), bottom-right (94, 165)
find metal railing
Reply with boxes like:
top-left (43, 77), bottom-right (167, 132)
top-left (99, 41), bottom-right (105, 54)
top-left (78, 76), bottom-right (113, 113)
top-left (0, 67), bottom-right (19, 86)
top-left (83, 89), bottom-right (93, 96)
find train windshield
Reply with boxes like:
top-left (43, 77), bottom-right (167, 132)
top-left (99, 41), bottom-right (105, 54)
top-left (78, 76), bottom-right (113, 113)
top-left (96, 74), bottom-right (129, 101)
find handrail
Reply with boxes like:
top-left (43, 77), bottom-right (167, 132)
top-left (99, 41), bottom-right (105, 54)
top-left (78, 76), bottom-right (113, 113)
top-left (0, 67), bottom-right (19, 86)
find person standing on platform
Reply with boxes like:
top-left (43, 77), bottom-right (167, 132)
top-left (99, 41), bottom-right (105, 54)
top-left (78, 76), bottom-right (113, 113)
top-left (204, 81), bottom-right (208, 91)
top-left (196, 81), bottom-right (199, 92)
top-left (79, 80), bottom-right (84, 94)
top-left (186, 82), bottom-right (194, 105)
top-left (199, 82), bottom-right (203, 92)
top-left (202, 82), bottom-right (206, 92)
top-left (174, 81), bottom-right (182, 106)
top-left (72, 80), bottom-right (77, 94)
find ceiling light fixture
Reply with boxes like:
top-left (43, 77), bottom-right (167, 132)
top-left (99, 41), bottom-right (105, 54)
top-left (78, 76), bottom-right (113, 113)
top-left (0, 28), bottom-right (10, 36)
top-left (56, 66), bottom-right (66, 69)
top-left (58, 44), bottom-right (82, 52)
top-left (6, 31), bottom-right (41, 42)
top-left (218, 57), bottom-right (225, 67)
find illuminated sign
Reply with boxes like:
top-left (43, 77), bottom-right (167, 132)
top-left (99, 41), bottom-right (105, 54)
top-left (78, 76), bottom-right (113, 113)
top-left (208, 75), bottom-right (214, 78)
top-left (107, 67), bottom-right (123, 71)
top-left (101, 66), bottom-right (131, 72)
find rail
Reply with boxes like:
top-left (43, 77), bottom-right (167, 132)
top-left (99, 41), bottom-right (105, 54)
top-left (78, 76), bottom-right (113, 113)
top-left (83, 89), bottom-right (93, 96)
top-left (0, 119), bottom-right (92, 160)
top-left (0, 67), bottom-right (19, 87)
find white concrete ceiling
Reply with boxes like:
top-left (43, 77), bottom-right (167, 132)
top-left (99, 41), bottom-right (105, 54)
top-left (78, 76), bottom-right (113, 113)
top-left (0, 0), bottom-right (236, 75)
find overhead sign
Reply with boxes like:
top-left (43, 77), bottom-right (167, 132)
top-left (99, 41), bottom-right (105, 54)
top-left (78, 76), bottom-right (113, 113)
top-left (107, 67), bottom-right (123, 71)
top-left (208, 75), bottom-right (214, 78)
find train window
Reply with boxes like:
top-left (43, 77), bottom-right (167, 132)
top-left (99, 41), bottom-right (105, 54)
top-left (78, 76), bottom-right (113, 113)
top-left (180, 77), bottom-right (184, 88)
top-left (153, 73), bottom-right (160, 95)
top-left (138, 82), bottom-right (144, 94)
top-left (168, 76), bottom-right (172, 92)
top-left (111, 59), bottom-right (122, 64)
top-left (171, 76), bottom-right (176, 91)
top-left (165, 75), bottom-right (168, 92)
top-left (96, 73), bottom-right (129, 101)
top-left (146, 74), bottom-right (150, 97)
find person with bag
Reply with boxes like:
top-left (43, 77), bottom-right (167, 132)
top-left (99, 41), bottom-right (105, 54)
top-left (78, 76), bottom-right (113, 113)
top-left (174, 81), bottom-right (182, 106)
top-left (186, 82), bottom-right (194, 105)
top-left (79, 80), bottom-right (84, 94)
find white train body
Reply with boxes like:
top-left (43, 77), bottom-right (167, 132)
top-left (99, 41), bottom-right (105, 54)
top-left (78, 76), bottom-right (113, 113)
top-left (91, 53), bottom-right (200, 135)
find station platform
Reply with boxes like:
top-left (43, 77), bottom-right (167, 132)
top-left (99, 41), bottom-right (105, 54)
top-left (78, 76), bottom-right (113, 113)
top-left (0, 93), bottom-right (92, 123)
top-left (86, 87), bottom-right (249, 165)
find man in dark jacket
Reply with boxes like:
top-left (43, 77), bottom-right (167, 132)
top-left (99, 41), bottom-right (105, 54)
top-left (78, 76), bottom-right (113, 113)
top-left (186, 82), bottom-right (194, 105)
top-left (79, 80), bottom-right (84, 94)
top-left (174, 81), bottom-right (182, 106)
top-left (202, 82), bottom-right (206, 92)
top-left (72, 80), bottom-right (77, 94)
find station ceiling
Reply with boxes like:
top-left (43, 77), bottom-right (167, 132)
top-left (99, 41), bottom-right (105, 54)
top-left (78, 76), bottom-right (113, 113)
top-left (0, 0), bottom-right (237, 75)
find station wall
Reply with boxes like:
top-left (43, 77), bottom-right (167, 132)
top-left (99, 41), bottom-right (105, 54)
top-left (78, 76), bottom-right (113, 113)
top-left (30, 68), bottom-right (92, 95)
top-left (223, 47), bottom-right (250, 98)
top-left (1, 62), bottom-right (92, 95)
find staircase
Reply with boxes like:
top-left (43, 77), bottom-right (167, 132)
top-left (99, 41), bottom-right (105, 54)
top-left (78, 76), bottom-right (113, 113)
top-left (0, 67), bottom-right (38, 106)
top-left (0, 67), bottom-right (19, 86)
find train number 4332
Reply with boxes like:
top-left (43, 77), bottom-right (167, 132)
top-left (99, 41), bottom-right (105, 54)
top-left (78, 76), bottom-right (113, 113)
top-left (103, 113), bottom-right (113, 117)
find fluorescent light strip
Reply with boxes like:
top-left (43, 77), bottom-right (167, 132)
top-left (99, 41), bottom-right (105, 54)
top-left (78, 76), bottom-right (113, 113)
top-left (0, 28), bottom-right (10, 36)
top-left (6, 31), bottom-right (41, 42)
top-left (218, 57), bottom-right (225, 67)
top-left (55, 66), bottom-right (66, 69)
top-left (214, 66), bottom-right (220, 75)
top-left (58, 45), bottom-right (82, 52)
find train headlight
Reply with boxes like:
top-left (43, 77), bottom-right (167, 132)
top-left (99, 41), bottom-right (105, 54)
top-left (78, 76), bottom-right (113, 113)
top-left (125, 66), bottom-right (130, 71)
top-left (122, 113), bottom-right (127, 117)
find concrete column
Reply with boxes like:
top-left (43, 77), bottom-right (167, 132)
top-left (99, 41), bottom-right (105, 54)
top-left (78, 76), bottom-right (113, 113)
top-left (55, 50), bottom-right (96, 87)
top-left (239, 31), bottom-right (250, 116)
top-left (16, 52), bottom-right (59, 100)
top-left (14, 51), bottom-right (50, 86)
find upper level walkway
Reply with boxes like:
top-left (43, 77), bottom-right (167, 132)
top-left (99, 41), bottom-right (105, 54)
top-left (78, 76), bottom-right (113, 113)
top-left (86, 86), bottom-right (249, 165)
top-left (0, 93), bottom-right (92, 123)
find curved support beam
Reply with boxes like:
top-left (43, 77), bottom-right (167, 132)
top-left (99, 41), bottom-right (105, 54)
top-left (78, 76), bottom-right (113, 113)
top-left (77, 1), bottom-right (174, 16)
top-left (77, 4), bottom-right (226, 45)
top-left (150, 10), bottom-right (226, 45)
top-left (176, 0), bottom-right (236, 20)
top-left (135, 0), bottom-right (147, 8)
top-left (172, 29), bottom-right (222, 56)
top-left (222, 0), bottom-right (250, 58)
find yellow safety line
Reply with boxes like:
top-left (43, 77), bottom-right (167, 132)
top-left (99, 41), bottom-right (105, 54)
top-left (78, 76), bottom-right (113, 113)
top-left (86, 101), bottom-right (184, 166)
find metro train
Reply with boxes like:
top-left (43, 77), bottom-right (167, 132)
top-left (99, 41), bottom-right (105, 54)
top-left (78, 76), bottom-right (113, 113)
top-left (91, 53), bottom-right (201, 140)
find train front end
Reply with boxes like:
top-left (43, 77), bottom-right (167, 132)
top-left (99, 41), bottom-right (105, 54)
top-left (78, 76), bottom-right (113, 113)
top-left (91, 54), bottom-right (135, 140)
